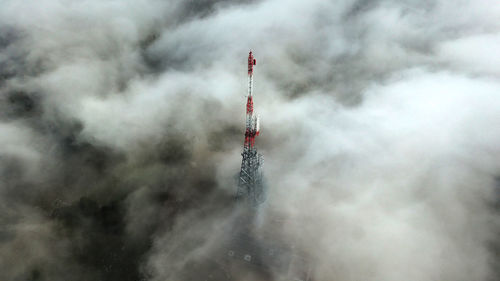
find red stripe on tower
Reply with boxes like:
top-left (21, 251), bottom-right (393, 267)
top-left (248, 51), bottom-right (256, 75)
top-left (246, 96), bottom-right (253, 114)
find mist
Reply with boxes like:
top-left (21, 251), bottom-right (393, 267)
top-left (0, 0), bottom-right (500, 280)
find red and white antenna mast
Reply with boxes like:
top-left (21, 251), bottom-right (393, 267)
top-left (244, 51), bottom-right (259, 148)
top-left (237, 51), bottom-right (265, 206)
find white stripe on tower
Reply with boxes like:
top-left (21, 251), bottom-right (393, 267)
top-left (248, 74), bottom-right (253, 97)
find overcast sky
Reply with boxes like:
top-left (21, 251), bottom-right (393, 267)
top-left (0, 0), bottom-right (500, 280)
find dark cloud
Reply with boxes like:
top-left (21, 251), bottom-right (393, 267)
top-left (0, 0), bottom-right (499, 280)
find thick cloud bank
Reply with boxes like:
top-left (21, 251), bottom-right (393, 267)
top-left (1, 0), bottom-right (500, 280)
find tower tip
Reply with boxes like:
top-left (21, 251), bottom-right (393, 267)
top-left (248, 51), bottom-right (256, 75)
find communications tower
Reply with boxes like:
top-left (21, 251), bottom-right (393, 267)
top-left (236, 51), bottom-right (265, 206)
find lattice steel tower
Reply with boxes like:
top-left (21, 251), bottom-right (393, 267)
top-left (236, 51), bottom-right (265, 206)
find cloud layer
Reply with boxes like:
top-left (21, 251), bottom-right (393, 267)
top-left (0, 0), bottom-right (500, 280)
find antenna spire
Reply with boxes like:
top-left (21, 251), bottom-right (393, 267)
top-left (237, 51), bottom-right (265, 206)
